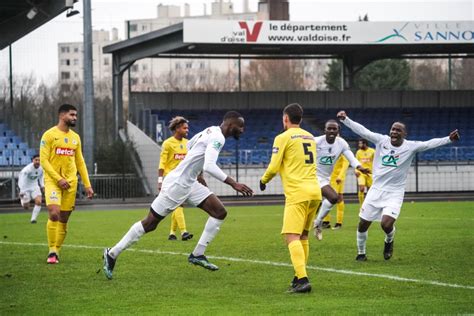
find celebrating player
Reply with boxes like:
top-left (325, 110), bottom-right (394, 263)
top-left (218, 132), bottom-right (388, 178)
top-left (259, 103), bottom-right (321, 294)
top-left (322, 155), bottom-right (349, 230)
top-left (337, 110), bottom-right (460, 261)
top-left (355, 139), bottom-right (375, 207)
top-left (103, 111), bottom-right (253, 279)
top-left (158, 116), bottom-right (193, 241)
top-left (18, 154), bottom-right (44, 223)
top-left (40, 104), bottom-right (94, 264)
top-left (313, 121), bottom-right (370, 241)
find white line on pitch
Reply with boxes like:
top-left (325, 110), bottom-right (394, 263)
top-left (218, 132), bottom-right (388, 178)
top-left (1, 240), bottom-right (473, 290)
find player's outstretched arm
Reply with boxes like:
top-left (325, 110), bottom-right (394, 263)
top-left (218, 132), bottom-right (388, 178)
top-left (413, 129), bottom-right (460, 153)
top-left (337, 110), bottom-right (385, 144)
top-left (224, 177), bottom-right (254, 196)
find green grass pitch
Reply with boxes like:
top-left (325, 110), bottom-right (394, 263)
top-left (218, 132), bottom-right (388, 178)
top-left (1, 201), bottom-right (473, 314)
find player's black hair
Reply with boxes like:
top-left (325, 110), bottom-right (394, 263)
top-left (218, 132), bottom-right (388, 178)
top-left (283, 103), bottom-right (303, 124)
top-left (358, 138), bottom-right (369, 146)
top-left (325, 119), bottom-right (340, 129)
top-left (58, 103), bottom-right (77, 114)
top-left (392, 121), bottom-right (408, 133)
top-left (223, 111), bottom-right (243, 121)
top-left (31, 154), bottom-right (39, 160)
top-left (168, 116), bottom-right (189, 132)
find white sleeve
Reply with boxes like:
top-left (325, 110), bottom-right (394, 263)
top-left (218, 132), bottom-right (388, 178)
top-left (340, 139), bottom-right (360, 169)
top-left (203, 135), bottom-right (228, 182)
top-left (342, 117), bottom-right (386, 145)
top-left (18, 169), bottom-right (27, 191)
top-left (411, 137), bottom-right (451, 153)
top-left (39, 169), bottom-right (44, 188)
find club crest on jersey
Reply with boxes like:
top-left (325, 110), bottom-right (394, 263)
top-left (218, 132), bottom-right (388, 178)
top-left (272, 147), bottom-right (279, 154)
top-left (41, 140), bottom-right (46, 147)
top-left (212, 140), bottom-right (222, 151)
top-left (319, 156), bottom-right (335, 165)
top-left (64, 138), bottom-right (68, 143)
top-left (55, 147), bottom-right (75, 156)
top-left (174, 153), bottom-right (186, 160)
top-left (72, 139), bottom-right (78, 145)
top-left (382, 154), bottom-right (399, 167)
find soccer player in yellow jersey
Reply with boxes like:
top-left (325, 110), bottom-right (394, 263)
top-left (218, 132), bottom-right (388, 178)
top-left (322, 155), bottom-right (349, 229)
top-left (158, 116), bottom-right (193, 241)
top-left (355, 139), bottom-right (375, 206)
top-left (40, 104), bottom-right (94, 264)
top-left (260, 103), bottom-right (321, 294)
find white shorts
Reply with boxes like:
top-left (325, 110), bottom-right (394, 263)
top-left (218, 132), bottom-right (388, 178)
top-left (317, 175), bottom-right (330, 188)
top-left (359, 187), bottom-right (404, 222)
top-left (150, 181), bottom-right (213, 217)
top-left (20, 187), bottom-right (42, 206)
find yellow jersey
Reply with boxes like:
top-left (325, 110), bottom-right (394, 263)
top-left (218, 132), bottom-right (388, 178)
top-left (158, 136), bottom-right (188, 176)
top-left (40, 126), bottom-right (91, 188)
top-left (261, 127), bottom-right (321, 205)
top-left (356, 147), bottom-right (375, 171)
top-left (330, 156), bottom-right (349, 181)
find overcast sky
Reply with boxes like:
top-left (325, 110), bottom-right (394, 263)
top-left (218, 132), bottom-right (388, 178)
top-left (0, 0), bottom-right (472, 83)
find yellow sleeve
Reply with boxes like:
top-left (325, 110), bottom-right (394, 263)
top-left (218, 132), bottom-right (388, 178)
top-left (356, 150), bottom-right (361, 161)
top-left (261, 134), bottom-right (286, 184)
top-left (74, 138), bottom-right (91, 188)
top-left (337, 157), bottom-right (350, 179)
top-left (158, 141), bottom-right (169, 171)
top-left (40, 132), bottom-right (62, 182)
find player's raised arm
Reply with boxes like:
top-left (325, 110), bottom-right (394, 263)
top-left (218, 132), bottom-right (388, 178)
top-left (337, 110), bottom-right (385, 144)
top-left (412, 129), bottom-right (459, 153)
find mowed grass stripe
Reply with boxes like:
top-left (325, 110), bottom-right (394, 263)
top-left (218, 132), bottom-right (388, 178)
top-left (1, 240), bottom-right (473, 290)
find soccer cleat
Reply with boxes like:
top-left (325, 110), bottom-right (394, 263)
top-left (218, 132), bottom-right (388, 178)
top-left (314, 226), bottom-right (323, 241)
top-left (322, 221), bottom-right (331, 229)
top-left (47, 252), bottom-right (59, 264)
top-left (355, 254), bottom-right (367, 261)
top-left (287, 277), bottom-right (312, 294)
top-left (188, 253), bottom-right (219, 271)
top-left (102, 248), bottom-right (116, 280)
top-left (288, 276), bottom-right (298, 290)
top-left (384, 241), bottom-right (394, 260)
top-left (31, 220), bottom-right (37, 224)
top-left (181, 232), bottom-right (193, 241)
top-left (168, 234), bottom-right (177, 241)
top-left (332, 223), bottom-right (342, 230)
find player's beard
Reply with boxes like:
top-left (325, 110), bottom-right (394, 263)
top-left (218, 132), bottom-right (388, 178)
top-left (67, 120), bottom-right (77, 127)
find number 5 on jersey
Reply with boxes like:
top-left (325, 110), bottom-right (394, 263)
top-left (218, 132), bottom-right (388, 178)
top-left (302, 142), bottom-right (314, 164)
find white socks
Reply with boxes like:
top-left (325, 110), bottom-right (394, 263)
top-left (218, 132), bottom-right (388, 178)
top-left (31, 205), bottom-right (41, 222)
top-left (357, 230), bottom-right (368, 255)
top-left (385, 227), bottom-right (396, 243)
top-left (314, 199), bottom-right (334, 228)
top-left (192, 217), bottom-right (224, 257)
top-left (109, 221), bottom-right (145, 259)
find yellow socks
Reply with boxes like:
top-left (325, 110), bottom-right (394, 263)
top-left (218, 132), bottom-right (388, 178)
top-left (288, 240), bottom-right (307, 279)
top-left (336, 201), bottom-right (345, 224)
top-left (170, 212), bottom-right (177, 235)
top-left (174, 207), bottom-right (187, 233)
top-left (55, 222), bottom-right (68, 253)
top-left (323, 214), bottom-right (331, 223)
top-left (358, 191), bottom-right (365, 206)
top-left (47, 219), bottom-right (58, 254)
top-left (300, 239), bottom-right (309, 265)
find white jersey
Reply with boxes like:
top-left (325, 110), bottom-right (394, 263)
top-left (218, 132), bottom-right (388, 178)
top-left (18, 163), bottom-right (44, 192)
top-left (342, 117), bottom-right (451, 192)
top-left (163, 126), bottom-right (228, 189)
top-left (315, 135), bottom-right (360, 181)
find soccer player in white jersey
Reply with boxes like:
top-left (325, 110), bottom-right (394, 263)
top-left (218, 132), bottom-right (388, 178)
top-left (313, 120), bottom-right (370, 240)
top-left (18, 155), bottom-right (44, 223)
top-left (102, 111), bottom-right (253, 279)
top-left (337, 110), bottom-right (460, 261)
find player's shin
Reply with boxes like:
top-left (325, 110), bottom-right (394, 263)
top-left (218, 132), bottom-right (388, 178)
top-left (174, 206), bottom-right (187, 233)
top-left (109, 221), bottom-right (145, 259)
top-left (336, 201), bottom-right (344, 224)
top-left (300, 239), bottom-right (309, 264)
top-left (46, 219), bottom-right (58, 254)
top-left (192, 217), bottom-right (224, 257)
top-left (55, 222), bottom-right (68, 253)
top-left (31, 205), bottom-right (41, 222)
top-left (288, 240), bottom-right (307, 279)
top-left (385, 226), bottom-right (396, 243)
top-left (357, 230), bottom-right (368, 254)
top-left (314, 199), bottom-right (334, 227)
top-left (358, 191), bottom-right (365, 205)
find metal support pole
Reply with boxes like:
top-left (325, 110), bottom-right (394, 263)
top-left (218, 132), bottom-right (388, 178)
top-left (415, 153), bottom-right (419, 193)
top-left (83, 0), bottom-right (95, 172)
top-left (235, 139), bottom-right (239, 196)
top-left (448, 55), bottom-right (452, 90)
top-left (238, 56), bottom-right (242, 92)
top-left (112, 55), bottom-right (124, 140)
top-left (9, 45), bottom-right (13, 111)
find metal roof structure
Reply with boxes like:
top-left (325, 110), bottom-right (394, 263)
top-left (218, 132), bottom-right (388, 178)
top-left (0, 0), bottom-right (74, 50)
top-left (103, 22), bottom-right (474, 136)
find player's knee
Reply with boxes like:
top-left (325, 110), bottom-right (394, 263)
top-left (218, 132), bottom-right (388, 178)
top-left (214, 207), bottom-right (227, 220)
top-left (359, 186), bottom-right (365, 192)
top-left (49, 213), bottom-right (59, 221)
top-left (328, 196), bottom-right (338, 204)
top-left (380, 221), bottom-right (393, 233)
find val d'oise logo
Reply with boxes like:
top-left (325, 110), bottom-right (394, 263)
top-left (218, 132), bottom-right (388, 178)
top-left (382, 154), bottom-right (399, 167)
top-left (319, 156), bottom-right (334, 165)
top-left (375, 22), bottom-right (409, 43)
top-left (238, 21), bottom-right (263, 42)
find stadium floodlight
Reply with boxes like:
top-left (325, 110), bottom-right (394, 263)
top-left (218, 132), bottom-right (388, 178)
top-left (26, 7), bottom-right (38, 20)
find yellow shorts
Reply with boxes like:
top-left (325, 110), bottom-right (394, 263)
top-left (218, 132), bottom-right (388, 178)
top-left (357, 174), bottom-right (372, 187)
top-left (330, 178), bottom-right (346, 194)
top-left (45, 181), bottom-right (77, 211)
top-left (281, 199), bottom-right (321, 235)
